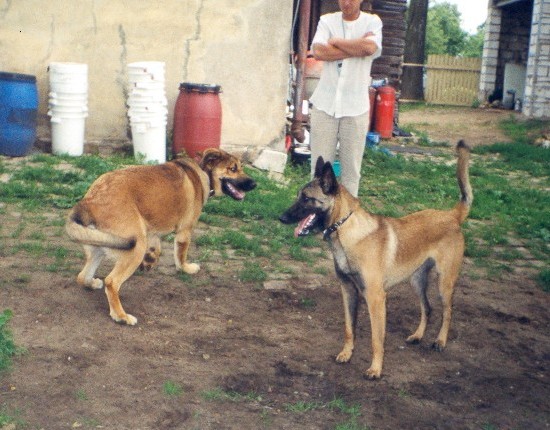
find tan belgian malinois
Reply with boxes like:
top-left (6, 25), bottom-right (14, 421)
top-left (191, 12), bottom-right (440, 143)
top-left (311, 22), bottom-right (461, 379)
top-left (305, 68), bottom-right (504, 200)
top-left (280, 141), bottom-right (473, 379)
top-left (66, 149), bottom-right (256, 325)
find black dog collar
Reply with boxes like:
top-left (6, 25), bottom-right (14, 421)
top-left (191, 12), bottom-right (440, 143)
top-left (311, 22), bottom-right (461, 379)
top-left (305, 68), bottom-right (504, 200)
top-left (323, 212), bottom-right (353, 241)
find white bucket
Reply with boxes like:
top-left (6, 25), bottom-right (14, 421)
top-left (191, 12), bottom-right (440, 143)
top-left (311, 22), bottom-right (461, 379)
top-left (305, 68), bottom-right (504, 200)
top-left (51, 116), bottom-right (86, 156)
top-left (128, 105), bottom-right (168, 117)
top-left (48, 103), bottom-right (88, 113)
top-left (49, 82), bottom-right (88, 93)
top-left (48, 110), bottom-right (89, 119)
top-left (131, 123), bottom-right (166, 164)
top-left (49, 98), bottom-right (88, 108)
top-left (127, 61), bottom-right (165, 73)
top-left (49, 62), bottom-right (88, 75)
top-left (127, 93), bottom-right (167, 104)
top-left (128, 72), bottom-right (165, 82)
top-left (49, 63), bottom-right (88, 93)
top-left (130, 81), bottom-right (165, 91)
top-left (130, 118), bottom-right (167, 129)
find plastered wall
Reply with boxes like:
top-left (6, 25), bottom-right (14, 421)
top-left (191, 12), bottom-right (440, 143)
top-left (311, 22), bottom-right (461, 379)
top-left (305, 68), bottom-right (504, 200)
top-left (0, 0), bottom-right (293, 153)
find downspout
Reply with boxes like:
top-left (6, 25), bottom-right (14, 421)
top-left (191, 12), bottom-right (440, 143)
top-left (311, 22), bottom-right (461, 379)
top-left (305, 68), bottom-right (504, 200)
top-left (291, 0), bottom-right (311, 143)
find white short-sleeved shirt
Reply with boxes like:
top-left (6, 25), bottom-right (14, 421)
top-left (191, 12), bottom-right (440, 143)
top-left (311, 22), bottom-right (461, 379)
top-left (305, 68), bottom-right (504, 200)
top-left (310, 11), bottom-right (382, 118)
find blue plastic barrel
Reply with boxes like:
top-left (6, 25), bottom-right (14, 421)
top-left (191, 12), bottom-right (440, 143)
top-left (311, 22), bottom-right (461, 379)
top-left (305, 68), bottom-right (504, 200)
top-left (0, 72), bottom-right (39, 156)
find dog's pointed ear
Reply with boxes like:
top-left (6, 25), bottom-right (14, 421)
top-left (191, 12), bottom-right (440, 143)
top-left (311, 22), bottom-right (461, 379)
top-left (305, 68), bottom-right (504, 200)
top-left (320, 161), bottom-right (338, 195)
top-left (314, 156), bottom-right (325, 178)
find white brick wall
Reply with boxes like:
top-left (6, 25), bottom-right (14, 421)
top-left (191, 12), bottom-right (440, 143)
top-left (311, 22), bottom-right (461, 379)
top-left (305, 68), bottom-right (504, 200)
top-left (479, 1), bottom-right (501, 99)
top-left (480, 0), bottom-right (550, 118)
top-left (524, 0), bottom-right (550, 118)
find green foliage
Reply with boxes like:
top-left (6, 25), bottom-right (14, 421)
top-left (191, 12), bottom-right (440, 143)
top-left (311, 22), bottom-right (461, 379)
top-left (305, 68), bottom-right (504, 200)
top-left (0, 310), bottom-right (17, 372)
top-left (426, 2), bottom-right (465, 56)
top-left (426, 2), bottom-right (484, 57)
top-left (462, 25), bottom-right (485, 57)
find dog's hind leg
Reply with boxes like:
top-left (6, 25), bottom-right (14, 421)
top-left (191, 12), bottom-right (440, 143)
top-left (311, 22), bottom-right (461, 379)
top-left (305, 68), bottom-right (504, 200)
top-left (406, 258), bottom-right (435, 344)
top-left (174, 228), bottom-right (200, 274)
top-left (104, 241), bottom-right (146, 326)
top-left (432, 266), bottom-right (459, 351)
top-left (77, 245), bottom-right (105, 289)
top-left (336, 277), bottom-right (359, 364)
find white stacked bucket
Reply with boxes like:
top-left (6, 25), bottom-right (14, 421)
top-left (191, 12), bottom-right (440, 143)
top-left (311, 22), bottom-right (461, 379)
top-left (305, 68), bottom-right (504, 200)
top-left (48, 62), bottom-right (88, 156)
top-left (127, 61), bottom-right (167, 163)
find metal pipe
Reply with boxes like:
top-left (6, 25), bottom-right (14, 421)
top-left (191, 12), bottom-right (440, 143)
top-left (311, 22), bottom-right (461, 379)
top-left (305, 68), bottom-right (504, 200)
top-left (291, 0), bottom-right (311, 142)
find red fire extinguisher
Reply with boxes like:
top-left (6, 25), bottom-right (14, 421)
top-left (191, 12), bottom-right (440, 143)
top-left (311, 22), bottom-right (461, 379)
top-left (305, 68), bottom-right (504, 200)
top-left (374, 86), bottom-right (396, 139)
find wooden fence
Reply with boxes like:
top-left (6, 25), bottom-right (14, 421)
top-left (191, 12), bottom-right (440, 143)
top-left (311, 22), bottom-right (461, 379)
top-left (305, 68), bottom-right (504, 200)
top-left (425, 55), bottom-right (482, 106)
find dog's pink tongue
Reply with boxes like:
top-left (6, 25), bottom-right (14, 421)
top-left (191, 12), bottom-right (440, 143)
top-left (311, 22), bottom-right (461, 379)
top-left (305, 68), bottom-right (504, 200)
top-left (226, 183), bottom-right (245, 200)
top-left (294, 214), bottom-right (315, 238)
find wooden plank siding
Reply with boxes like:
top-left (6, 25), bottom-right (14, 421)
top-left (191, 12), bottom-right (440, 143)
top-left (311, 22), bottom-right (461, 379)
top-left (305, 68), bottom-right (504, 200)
top-left (425, 55), bottom-right (482, 106)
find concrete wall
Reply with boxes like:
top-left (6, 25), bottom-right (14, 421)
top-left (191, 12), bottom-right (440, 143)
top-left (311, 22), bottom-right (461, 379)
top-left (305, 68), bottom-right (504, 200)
top-left (0, 0), bottom-right (293, 154)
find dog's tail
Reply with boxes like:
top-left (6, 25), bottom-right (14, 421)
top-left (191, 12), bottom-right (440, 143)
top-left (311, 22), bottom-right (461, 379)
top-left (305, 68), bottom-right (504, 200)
top-left (65, 203), bottom-right (136, 250)
top-left (454, 140), bottom-right (473, 224)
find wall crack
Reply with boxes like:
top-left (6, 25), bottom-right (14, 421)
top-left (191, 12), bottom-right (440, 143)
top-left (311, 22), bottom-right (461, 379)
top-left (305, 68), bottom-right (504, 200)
top-left (182, 0), bottom-right (205, 81)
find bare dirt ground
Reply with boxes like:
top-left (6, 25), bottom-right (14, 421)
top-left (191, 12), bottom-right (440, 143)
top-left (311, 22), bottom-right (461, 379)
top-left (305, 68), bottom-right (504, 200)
top-left (398, 106), bottom-right (518, 147)
top-left (1, 108), bottom-right (548, 429)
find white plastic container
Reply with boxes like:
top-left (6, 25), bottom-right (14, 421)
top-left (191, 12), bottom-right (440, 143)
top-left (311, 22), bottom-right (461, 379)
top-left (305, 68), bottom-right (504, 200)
top-left (49, 63), bottom-right (88, 94)
top-left (126, 61), bottom-right (167, 163)
top-left (50, 115), bottom-right (86, 156)
top-left (131, 122), bottom-right (166, 164)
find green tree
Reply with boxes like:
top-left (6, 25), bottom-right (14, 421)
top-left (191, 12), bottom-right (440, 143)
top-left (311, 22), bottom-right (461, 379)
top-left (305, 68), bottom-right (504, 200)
top-left (462, 24), bottom-right (485, 57)
top-left (426, 2), bottom-right (467, 56)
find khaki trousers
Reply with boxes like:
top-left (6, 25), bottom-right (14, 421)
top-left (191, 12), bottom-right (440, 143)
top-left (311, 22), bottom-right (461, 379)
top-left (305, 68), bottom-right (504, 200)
top-left (310, 107), bottom-right (369, 197)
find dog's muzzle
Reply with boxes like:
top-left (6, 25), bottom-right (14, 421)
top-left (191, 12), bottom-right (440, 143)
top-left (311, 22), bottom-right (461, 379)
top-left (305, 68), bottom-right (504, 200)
top-left (222, 177), bottom-right (256, 200)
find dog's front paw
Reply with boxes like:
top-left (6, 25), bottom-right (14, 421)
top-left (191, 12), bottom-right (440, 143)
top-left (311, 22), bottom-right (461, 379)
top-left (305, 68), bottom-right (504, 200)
top-left (431, 340), bottom-right (446, 352)
top-left (364, 367), bottom-right (382, 380)
top-left (110, 311), bottom-right (138, 326)
top-left (183, 263), bottom-right (200, 274)
top-left (336, 348), bottom-right (353, 363)
top-left (406, 335), bottom-right (421, 345)
top-left (90, 278), bottom-right (104, 289)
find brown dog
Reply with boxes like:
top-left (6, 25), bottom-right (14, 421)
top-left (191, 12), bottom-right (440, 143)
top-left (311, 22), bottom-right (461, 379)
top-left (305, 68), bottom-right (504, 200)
top-left (280, 141), bottom-right (472, 378)
top-left (66, 149), bottom-right (256, 325)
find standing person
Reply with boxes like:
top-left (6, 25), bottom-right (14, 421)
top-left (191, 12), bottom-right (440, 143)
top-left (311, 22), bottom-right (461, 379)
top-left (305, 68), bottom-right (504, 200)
top-left (309, 0), bottom-right (382, 197)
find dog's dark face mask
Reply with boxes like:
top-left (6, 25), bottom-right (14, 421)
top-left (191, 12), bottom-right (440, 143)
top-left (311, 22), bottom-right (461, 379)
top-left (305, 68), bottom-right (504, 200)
top-left (279, 157), bottom-right (338, 237)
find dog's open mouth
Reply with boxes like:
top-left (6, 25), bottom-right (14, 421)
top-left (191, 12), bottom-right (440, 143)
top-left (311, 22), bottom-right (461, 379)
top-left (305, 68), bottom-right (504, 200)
top-left (294, 214), bottom-right (317, 238)
top-left (222, 179), bottom-right (246, 200)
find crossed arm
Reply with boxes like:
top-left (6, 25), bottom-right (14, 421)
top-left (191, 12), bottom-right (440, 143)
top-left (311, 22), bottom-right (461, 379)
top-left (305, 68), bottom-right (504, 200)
top-left (312, 32), bottom-right (378, 62)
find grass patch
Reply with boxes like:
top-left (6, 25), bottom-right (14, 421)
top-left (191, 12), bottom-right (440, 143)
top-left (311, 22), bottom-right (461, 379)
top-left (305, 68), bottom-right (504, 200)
top-left (0, 310), bottom-right (17, 373)
top-left (201, 387), bottom-right (260, 403)
top-left (238, 262), bottom-right (267, 284)
top-left (162, 380), bottom-right (183, 397)
top-left (538, 269), bottom-right (550, 293)
top-left (0, 406), bottom-right (25, 428)
top-left (285, 398), bottom-right (369, 429)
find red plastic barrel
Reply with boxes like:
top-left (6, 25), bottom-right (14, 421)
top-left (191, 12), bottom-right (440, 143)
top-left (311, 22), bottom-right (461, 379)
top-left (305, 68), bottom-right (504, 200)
top-left (172, 83), bottom-right (222, 158)
top-left (374, 86), bottom-right (395, 139)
